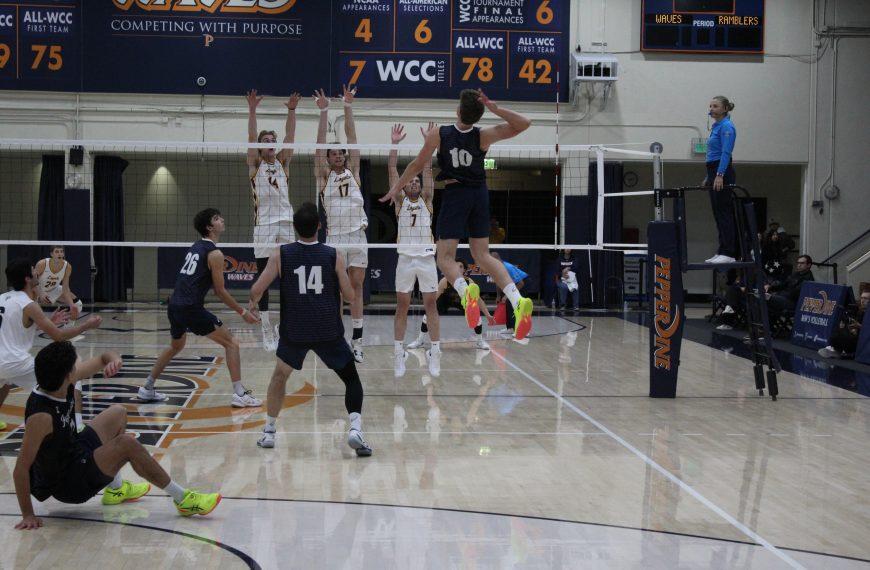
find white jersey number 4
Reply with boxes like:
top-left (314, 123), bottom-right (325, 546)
top-left (293, 266), bottom-right (324, 295)
top-left (449, 148), bottom-right (473, 168)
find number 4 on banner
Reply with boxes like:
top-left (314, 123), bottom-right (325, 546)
top-left (355, 18), bottom-right (372, 43)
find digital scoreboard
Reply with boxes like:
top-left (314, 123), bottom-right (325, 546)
top-left (642, 0), bottom-right (764, 54)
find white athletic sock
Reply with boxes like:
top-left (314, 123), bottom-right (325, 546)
top-left (109, 472), bottom-right (123, 490)
top-left (75, 412), bottom-right (83, 428)
top-left (266, 415), bottom-right (277, 429)
top-left (163, 480), bottom-right (186, 503)
top-left (453, 278), bottom-right (468, 297)
top-left (394, 340), bottom-right (404, 353)
top-left (431, 341), bottom-right (441, 351)
top-left (503, 283), bottom-right (522, 308)
top-left (144, 375), bottom-right (156, 390)
top-left (422, 314), bottom-right (428, 324)
top-left (352, 319), bottom-right (364, 330)
top-left (349, 412), bottom-right (362, 432)
top-left (232, 381), bottom-right (246, 397)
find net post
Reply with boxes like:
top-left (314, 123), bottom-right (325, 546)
top-left (653, 152), bottom-right (664, 221)
top-left (595, 147), bottom-right (605, 247)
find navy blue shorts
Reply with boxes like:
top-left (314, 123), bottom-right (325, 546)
top-left (277, 337), bottom-right (354, 371)
top-left (168, 304), bottom-right (222, 339)
top-left (436, 183), bottom-right (490, 240)
top-left (49, 426), bottom-right (115, 504)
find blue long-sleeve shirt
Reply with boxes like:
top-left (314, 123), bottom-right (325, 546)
top-left (706, 115), bottom-right (737, 174)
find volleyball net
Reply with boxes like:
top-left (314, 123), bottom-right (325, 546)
top-left (0, 139), bottom-right (660, 303)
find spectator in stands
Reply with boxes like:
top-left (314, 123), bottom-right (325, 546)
top-left (718, 254), bottom-right (815, 329)
top-left (765, 254), bottom-right (815, 317)
top-left (489, 218), bottom-right (506, 244)
top-left (556, 267), bottom-right (580, 312)
top-left (762, 224), bottom-right (794, 278)
top-left (818, 289), bottom-right (869, 359)
top-left (558, 249), bottom-right (576, 271)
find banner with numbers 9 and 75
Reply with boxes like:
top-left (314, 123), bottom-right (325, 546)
top-left (0, 0), bottom-right (567, 103)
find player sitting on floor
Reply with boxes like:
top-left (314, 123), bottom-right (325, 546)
top-left (13, 341), bottom-right (221, 530)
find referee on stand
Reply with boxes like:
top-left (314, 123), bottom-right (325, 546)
top-left (704, 95), bottom-right (738, 264)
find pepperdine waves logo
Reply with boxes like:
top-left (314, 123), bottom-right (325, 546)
top-left (112, 0), bottom-right (297, 13)
top-left (652, 254), bottom-right (681, 371)
top-left (224, 255), bottom-right (258, 282)
top-left (800, 290), bottom-right (838, 317)
top-left (0, 354), bottom-right (313, 456)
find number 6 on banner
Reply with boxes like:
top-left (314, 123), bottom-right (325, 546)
top-left (536, 0), bottom-right (554, 25)
top-left (415, 19), bottom-right (432, 44)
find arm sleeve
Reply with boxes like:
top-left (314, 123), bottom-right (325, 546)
top-left (717, 124), bottom-right (736, 174)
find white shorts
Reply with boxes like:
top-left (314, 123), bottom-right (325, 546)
top-left (42, 286), bottom-right (64, 304)
top-left (254, 221), bottom-right (294, 259)
top-left (396, 254), bottom-right (438, 294)
top-left (0, 358), bottom-right (37, 389)
top-left (327, 228), bottom-right (368, 269)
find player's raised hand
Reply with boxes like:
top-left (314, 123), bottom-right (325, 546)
top-left (103, 357), bottom-right (123, 379)
top-left (391, 124), bottom-right (406, 144)
top-left (477, 89), bottom-right (498, 112)
top-left (342, 84), bottom-right (357, 105)
top-left (420, 121), bottom-right (436, 139)
top-left (380, 184), bottom-right (402, 206)
top-left (246, 89), bottom-right (263, 110)
top-left (313, 89), bottom-right (330, 110)
top-left (15, 515), bottom-right (43, 530)
top-left (50, 307), bottom-right (70, 326)
top-left (284, 92), bottom-right (301, 111)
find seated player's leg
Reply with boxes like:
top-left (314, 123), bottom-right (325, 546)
top-left (311, 339), bottom-right (371, 457)
top-left (92, 421), bottom-right (220, 516)
top-left (139, 334), bottom-right (186, 402)
top-left (258, 358), bottom-right (294, 448)
top-left (81, 403), bottom-right (149, 505)
top-left (206, 324), bottom-right (261, 408)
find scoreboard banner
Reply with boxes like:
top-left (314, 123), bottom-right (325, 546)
top-left (0, 0), bottom-right (568, 102)
top-left (642, 0), bottom-right (764, 54)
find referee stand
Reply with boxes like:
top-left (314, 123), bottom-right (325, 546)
top-left (648, 185), bottom-right (782, 400)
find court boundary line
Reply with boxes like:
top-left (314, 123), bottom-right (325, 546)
top-left (491, 351), bottom-right (806, 569)
top-left (0, 513), bottom-right (261, 569)
top-left (1, 498), bottom-right (864, 564)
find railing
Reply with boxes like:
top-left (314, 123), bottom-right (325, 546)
top-left (819, 228), bottom-right (870, 265)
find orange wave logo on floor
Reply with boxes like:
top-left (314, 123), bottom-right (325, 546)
top-left (0, 354), bottom-right (313, 454)
top-left (652, 254), bottom-right (681, 371)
